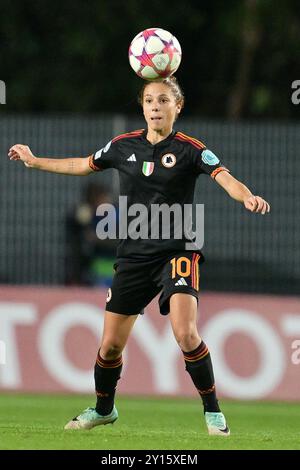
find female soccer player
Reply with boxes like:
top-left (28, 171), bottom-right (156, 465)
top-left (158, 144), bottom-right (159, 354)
top-left (9, 77), bottom-right (270, 436)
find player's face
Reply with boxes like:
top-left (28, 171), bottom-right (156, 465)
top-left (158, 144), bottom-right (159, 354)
top-left (142, 83), bottom-right (181, 133)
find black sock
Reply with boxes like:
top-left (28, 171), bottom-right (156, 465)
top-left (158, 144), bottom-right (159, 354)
top-left (183, 341), bottom-right (220, 413)
top-left (94, 349), bottom-right (122, 415)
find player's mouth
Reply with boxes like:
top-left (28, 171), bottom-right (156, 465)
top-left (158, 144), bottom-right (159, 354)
top-left (151, 117), bottom-right (162, 121)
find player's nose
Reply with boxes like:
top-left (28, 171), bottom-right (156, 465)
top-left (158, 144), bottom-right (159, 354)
top-left (152, 101), bottom-right (160, 111)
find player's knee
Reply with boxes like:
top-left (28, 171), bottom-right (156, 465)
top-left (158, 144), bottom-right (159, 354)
top-left (100, 342), bottom-right (123, 360)
top-left (174, 331), bottom-right (200, 351)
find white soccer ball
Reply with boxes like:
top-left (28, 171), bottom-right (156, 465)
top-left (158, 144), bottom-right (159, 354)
top-left (128, 28), bottom-right (182, 81)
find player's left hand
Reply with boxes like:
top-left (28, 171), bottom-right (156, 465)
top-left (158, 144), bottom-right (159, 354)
top-left (244, 195), bottom-right (270, 214)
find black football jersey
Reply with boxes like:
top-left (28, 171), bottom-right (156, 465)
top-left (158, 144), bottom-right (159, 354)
top-left (89, 129), bottom-right (229, 259)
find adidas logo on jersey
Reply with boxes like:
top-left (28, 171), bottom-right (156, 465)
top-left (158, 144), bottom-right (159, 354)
top-left (175, 277), bottom-right (188, 286)
top-left (127, 154), bottom-right (136, 162)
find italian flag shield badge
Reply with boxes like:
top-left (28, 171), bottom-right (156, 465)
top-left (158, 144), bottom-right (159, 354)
top-left (142, 161), bottom-right (154, 176)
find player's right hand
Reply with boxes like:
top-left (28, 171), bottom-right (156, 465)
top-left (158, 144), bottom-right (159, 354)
top-left (8, 144), bottom-right (36, 168)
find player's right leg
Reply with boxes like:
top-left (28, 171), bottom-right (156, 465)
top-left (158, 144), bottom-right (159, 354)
top-left (65, 259), bottom-right (159, 430)
top-left (64, 310), bottom-right (138, 430)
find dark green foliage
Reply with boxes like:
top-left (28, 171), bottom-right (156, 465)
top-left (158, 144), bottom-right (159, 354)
top-left (0, 0), bottom-right (299, 118)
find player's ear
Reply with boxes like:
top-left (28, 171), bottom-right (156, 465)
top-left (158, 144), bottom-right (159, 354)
top-left (176, 103), bottom-right (182, 114)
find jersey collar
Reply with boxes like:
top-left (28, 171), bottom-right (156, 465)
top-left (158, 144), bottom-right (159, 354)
top-left (141, 129), bottom-right (176, 147)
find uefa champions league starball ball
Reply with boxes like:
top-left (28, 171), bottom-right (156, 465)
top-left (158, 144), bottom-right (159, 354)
top-left (128, 28), bottom-right (182, 81)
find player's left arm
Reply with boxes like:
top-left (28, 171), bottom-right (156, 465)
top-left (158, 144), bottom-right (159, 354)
top-left (214, 170), bottom-right (270, 214)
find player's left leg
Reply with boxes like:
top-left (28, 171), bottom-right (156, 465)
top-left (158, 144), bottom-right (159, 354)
top-left (169, 293), bottom-right (230, 436)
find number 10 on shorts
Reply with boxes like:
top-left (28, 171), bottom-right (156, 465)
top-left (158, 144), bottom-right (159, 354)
top-left (170, 254), bottom-right (200, 290)
top-left (171, 257), bottom-right (191, 278)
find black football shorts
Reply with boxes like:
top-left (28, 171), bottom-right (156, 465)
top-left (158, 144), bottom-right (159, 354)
top-left (105, 251), bottom-right (204, 316)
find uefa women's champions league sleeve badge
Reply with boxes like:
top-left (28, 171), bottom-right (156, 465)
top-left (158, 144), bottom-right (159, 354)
top-left (201, 149), bottom-right (220, 165)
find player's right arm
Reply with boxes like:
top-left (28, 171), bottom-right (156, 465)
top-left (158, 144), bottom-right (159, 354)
top-left (8, 144), bottom-right (93, 176)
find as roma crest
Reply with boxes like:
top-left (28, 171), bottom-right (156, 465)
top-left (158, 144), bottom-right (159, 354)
top-left (161, 153), bottom-right (176, 168)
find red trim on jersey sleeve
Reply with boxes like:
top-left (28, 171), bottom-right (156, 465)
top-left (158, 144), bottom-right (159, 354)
top-left (210, 167), bottom-right (230, 179)
top-left (112, 129), bottom-right (144, 143)
top-left (175, 132), bottom-right (206, 150)
top-left (89, 154), bottom-right (102, 172)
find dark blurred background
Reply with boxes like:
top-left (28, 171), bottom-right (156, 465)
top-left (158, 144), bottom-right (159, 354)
top-left (0, 0), bottom-right (299, 293)
top-left (1, 0), bottom-right (299, 118)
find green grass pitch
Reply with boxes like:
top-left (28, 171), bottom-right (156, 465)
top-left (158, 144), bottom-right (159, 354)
top-left (0, 393), bottom-right (299, 450)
